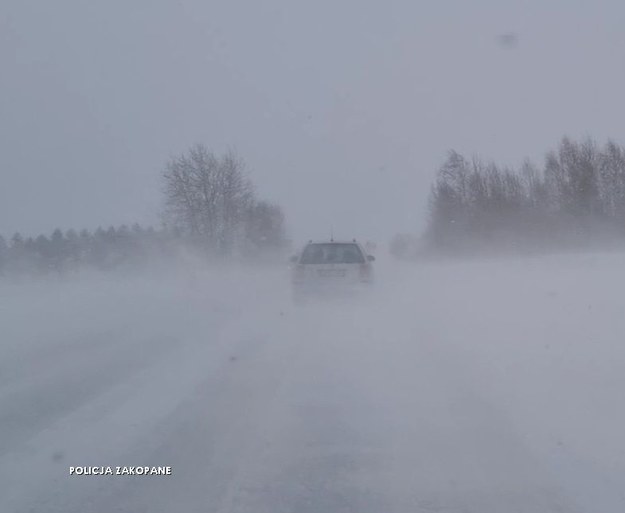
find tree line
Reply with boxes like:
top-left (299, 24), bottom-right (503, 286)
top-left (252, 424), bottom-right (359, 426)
top-left (1, 145), bottom-right (288, 276)
top-left (425, 137), bottom-right (625, 253)
top-left (0, 225), bottom-right (171, 275)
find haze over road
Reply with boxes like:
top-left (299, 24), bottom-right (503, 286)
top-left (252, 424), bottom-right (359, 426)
top-left (1, 255), bottom-right (624, 512)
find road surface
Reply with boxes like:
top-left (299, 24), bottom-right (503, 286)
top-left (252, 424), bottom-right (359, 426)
top-left (1, 257), bottom-right (624, 512)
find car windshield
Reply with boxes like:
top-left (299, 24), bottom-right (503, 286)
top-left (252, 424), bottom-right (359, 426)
top-left (300, 243), bottom-right (365, 264)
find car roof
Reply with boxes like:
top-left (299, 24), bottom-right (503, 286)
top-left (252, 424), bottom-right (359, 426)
top-left (305, 240), bottom-right (362, 245)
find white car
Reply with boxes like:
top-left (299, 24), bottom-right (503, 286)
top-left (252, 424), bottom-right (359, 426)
top-left (290, 240), bottom-right (375, 302)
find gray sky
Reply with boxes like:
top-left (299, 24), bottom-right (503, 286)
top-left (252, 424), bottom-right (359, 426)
top-left (2, 0), bottom-right (625, 243)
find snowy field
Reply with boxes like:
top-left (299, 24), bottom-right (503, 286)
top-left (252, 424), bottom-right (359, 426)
top-left (1, 252), bottom-right (625, 512)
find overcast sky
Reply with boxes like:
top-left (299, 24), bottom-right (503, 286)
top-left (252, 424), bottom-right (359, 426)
top-left (2, 0), bottom-right (625, 243)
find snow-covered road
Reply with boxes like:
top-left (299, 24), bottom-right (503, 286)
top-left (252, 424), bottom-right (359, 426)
top-left (1, 254), bottom-right (625, 512)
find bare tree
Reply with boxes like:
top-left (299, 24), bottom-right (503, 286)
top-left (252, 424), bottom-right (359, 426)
top-left (244, 200), bottom-right (286, 252)
top-left (162, 145), bottom-right (256, 255)
top-left (545, 137), bottom-right (601, 217)
top-left (599, 140), bottom-right (625, 223)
